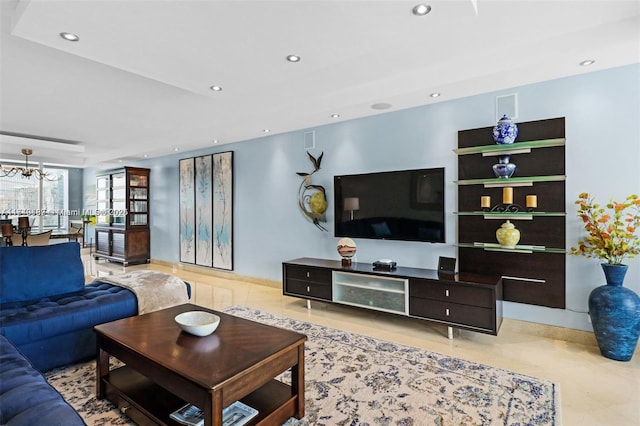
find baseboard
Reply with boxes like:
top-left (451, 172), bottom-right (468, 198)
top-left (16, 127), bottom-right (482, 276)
top-left (150, 259), bottom-right (281, 289)
top-left (501, 318), bottom-right (598, 347)
top-left (504, 318), bottom-right (640, 355)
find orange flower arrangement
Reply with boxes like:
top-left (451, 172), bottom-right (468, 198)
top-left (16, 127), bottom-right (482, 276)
top-left (570, 193), bottom-right (640, 265)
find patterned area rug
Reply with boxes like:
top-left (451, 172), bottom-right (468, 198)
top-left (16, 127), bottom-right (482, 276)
top-left (45, 305), bottom-right (558, 425)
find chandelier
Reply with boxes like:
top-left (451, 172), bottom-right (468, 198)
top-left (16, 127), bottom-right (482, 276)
top-left (0, 149), bottom-right (55, 180)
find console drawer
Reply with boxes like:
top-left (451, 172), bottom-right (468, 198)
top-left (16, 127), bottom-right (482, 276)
top-left (285, 279), bottom-right (332, 301)
top-left (285, 265), bottom-right (332, 284)
top-left (409, 279), bottom-right (493, 308)
top-left (409, 298), bottom-right (494, 330)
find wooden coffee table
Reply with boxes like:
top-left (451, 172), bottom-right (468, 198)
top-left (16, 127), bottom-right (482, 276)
top-left (95, 304), bottom-right (306, 426)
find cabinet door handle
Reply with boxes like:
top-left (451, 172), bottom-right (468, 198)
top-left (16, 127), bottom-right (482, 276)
top-left (306, 272), bottom-right (310, 278)
top-left (445, 308), bottom-right (450, 316)
top-left (445, 289), bottom-right (449, 297)
top-left (306, 286), bottom-right (310, 293)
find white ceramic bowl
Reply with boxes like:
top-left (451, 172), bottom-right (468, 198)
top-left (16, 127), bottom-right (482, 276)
top-left (175, 311), bottom-right (220, 337)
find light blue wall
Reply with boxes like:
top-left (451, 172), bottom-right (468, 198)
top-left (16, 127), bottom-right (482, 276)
top-left (83, 64), bottom-right (640, 332)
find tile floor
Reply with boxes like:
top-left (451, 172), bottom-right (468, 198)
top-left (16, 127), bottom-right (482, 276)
top-left (86, 255), bottom-right (639, 426)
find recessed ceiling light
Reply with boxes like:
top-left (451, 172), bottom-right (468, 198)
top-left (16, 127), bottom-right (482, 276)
top-left (212, 139), bottom-right (219, 144)
top-left (331, 114), bottom-right (340, 118)
top-left (371, 102), bottom-right (392, 110)
top-left (430, 92), bottom-right (441, 98)
top-left (210, 85), bottom-right (222, 91)
top-left (412, 4), bottom-right (431, 16)
top-left (174, 147), bottom-right (179, 152)
top-left (286, 54), bottom-right (301, 63)
top-left (60, 32), bottom-right (79, 42)
top-left (579, 59), bottom-right (595, 66)
top-left (143, 154), bottom-right (148, 158)
top-left (263, 129), bottom-right (271, 133)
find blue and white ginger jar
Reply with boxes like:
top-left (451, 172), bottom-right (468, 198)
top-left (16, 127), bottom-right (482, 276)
top-left (492, 115), bottom-right (518, 144)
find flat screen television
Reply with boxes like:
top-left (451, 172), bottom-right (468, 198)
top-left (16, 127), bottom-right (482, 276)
top-left (334, 167), bottom-right (445, 243)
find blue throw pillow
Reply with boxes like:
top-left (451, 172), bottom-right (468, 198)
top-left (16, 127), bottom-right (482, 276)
top-left (0, 243), bottom-right (85, 304)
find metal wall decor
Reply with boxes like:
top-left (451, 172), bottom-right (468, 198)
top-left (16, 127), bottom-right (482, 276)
top-left (179, 151), bottom-right (233, 270)
top-left (296, 151), bottom-right (328, 231)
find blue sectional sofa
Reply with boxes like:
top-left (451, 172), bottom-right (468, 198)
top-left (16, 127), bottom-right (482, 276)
top-left (0, 242), bottom-right (191, 423)
top-left (0, 242), bottom-right (138, 372)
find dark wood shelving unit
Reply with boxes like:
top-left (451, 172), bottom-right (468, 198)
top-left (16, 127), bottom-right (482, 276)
top-left (456, 117), bottom-right (566, 308)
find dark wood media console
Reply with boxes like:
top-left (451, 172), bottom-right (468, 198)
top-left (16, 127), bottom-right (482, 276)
top-left (283, 257), bottom-right (503, 336)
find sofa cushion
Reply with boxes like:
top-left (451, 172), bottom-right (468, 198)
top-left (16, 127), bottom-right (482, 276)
top-left (0, 242), bottom-right (84, 304)
top-left (0, 281), bottom-right (137, 347)
top-left (0, 335), bottom-right (85, 425)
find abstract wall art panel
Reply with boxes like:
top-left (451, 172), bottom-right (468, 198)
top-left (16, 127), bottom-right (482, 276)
top-left (179, 151), bottom-right (233, 270)
top-left (212, 151), bottom-right (233, 270)
top-left (195, 155), bottom-right (213, 267)
top-left (179, 158), bottom-right (195, 264)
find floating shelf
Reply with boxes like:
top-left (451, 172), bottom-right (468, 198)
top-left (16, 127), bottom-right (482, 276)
top-left (455, 211), bottom-right (566, 220)
top-left (454, 175), bottom-right (566, 187)
top-left (456, 242), bottom-right (566, 254)
top-left (453, 138), bottom-right (566, 156)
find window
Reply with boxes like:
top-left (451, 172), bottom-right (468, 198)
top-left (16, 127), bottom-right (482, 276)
top-left (0, 164), bottom-right (70, 232)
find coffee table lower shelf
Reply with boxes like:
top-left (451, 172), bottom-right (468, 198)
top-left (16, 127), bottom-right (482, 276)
top-left (103, 366), bottom-right (297, 426)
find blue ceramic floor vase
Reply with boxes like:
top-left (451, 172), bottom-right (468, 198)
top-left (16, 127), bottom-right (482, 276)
top-left (588, 264), bottom-right (640, 361)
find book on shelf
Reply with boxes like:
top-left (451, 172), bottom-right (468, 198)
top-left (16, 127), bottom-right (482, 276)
top-left (170, 403), bottom-right (203, 426)
top-left (221, 401), bottom-right (259, 426)
top-left (169, 401), bottom-right (258, 426)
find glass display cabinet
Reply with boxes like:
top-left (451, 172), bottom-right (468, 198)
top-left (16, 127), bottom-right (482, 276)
top-left (94, 167), bottom-right (150, 266)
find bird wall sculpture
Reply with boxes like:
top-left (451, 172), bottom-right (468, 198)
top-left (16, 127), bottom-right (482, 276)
top-left (296, 151), bottom-right (328, 231)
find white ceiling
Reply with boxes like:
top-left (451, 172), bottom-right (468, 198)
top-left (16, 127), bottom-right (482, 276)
top-left (1, 0), bottom-right (639, 168)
